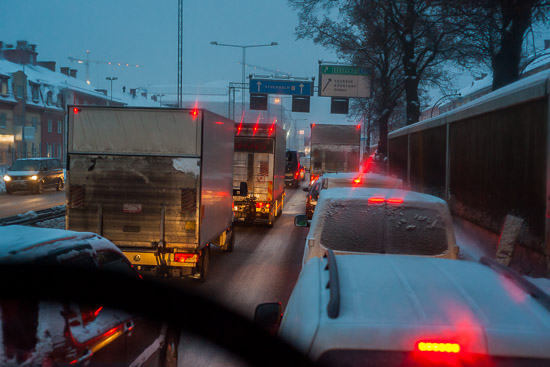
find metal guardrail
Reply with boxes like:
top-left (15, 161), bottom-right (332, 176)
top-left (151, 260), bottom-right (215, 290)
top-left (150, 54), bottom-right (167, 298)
top-left (0, 206), bottom-right (66, 226)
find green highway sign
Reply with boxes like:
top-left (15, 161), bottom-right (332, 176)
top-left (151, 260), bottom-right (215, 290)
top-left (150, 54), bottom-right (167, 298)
top-left (320, 65), bottom-right (371, 76)
top-left (318, 64), bottom-right (373, 98)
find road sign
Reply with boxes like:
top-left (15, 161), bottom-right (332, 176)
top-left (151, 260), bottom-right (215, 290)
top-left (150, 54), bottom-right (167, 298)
top-left (250, 79), bottom-right (313, 96)
top-left (318, 65), bottom-right (372, 98)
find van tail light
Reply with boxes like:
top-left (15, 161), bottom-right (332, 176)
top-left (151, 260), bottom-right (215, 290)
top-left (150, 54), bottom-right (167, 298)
top-left (387, 198), bottom-right (404, 204)
top-left (174, 253), bottom-right (199, 263)
top-left (417, 342), bottom-right (461, 354)
top-left (368, 197), bottom-right (385, 204)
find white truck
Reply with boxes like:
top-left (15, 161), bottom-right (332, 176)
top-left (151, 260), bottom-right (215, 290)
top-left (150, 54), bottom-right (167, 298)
top-left (309, 124), bottom-right (361, 184)
top-left (66, 106), bottom-right (235, 281)
top-left (232, 123), bottom-right (286, 226)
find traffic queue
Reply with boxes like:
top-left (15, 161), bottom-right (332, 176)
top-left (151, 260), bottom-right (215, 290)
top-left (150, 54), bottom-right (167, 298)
top-left (254, 157), bottom-right (550, 366)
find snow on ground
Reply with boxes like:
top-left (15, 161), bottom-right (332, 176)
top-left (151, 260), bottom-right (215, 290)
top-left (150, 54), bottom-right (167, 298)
top-left (34, 217), bottom-right (65, 229)
top-left (453, 217), bottom-right (496, 262)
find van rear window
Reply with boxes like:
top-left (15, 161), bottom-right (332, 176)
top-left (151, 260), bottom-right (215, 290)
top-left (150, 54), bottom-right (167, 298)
top-left (320, 202), bottom-right (448, 256)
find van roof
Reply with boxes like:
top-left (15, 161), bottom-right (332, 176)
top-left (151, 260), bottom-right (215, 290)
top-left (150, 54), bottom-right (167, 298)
top-left (305, 255), bottom-right (550, 359)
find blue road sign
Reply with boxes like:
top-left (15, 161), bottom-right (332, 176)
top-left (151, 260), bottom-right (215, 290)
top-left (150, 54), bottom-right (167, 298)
top-left (250, 79), bottom-right (313, 96)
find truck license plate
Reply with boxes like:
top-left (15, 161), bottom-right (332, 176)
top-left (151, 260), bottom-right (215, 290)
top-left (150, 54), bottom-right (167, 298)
top-left (123, 203), bottom-right (142, 213)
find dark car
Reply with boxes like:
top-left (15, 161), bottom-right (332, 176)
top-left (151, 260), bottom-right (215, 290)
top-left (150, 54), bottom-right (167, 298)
top-left (0, 226), bottom-right (177, 367)
top-left (284, 150), bottom-right (301, 188)
top-left (305, 177), bottom-right (323, 219)
top-left (3, 158), bottom-right (64, 194)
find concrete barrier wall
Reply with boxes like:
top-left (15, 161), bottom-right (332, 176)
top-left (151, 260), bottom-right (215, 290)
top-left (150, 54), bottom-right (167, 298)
top-left (388, 72), bottom-right (550, 276)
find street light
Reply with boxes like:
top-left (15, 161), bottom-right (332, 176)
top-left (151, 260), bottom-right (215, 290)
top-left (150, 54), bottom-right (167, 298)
top-left (210, 41), bottom-right (278, 115)
top-left (105, 77), bottom-right (118, 103)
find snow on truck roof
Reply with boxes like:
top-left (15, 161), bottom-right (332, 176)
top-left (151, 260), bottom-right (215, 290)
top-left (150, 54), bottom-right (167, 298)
top-left (307, 255), bottom-right (550, 358)
top-left (0, 226), bottom-right (118, 261)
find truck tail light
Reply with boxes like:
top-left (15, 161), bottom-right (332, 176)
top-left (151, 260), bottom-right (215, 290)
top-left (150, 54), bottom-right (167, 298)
top-left (417, 342), bottom-right (461, 354)
top-left (353, 177), bottom-right (362, 184)
top-left (255, 202), bottom-right (270, 209)
top-left (174, 253), bottom-right (199, 263)
top-left (73, 107), bottom-right (80, 114)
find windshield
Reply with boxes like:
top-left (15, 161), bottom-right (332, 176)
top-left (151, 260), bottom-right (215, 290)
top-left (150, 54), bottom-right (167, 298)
top-left (2, 0), bottom-right (550, 365)
top-left (320, 202), bottom-right (449, 256)
top-left (10, 160), bottom-right (40, 171)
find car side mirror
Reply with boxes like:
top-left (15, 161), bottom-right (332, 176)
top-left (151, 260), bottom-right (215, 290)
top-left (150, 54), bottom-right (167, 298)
top-left (302, 187), bottom-right (309, 192)
top-left (254, 302), bottom-right (282, 336)
top-left (294, 214), bottom-right (309, 227)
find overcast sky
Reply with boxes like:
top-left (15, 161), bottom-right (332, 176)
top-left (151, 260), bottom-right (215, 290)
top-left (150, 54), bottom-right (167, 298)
top-left (0, 0), bottom-right (354, 125)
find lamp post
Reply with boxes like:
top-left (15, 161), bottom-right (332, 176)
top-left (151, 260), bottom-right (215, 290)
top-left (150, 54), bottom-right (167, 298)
top-left (210, 41), bottom-right (278, 115)
top-left (105, 77), bottom-right (118, 103)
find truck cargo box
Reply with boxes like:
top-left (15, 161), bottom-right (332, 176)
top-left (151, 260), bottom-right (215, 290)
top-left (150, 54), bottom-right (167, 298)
top-left (66, 106), bottom-right (234, 279)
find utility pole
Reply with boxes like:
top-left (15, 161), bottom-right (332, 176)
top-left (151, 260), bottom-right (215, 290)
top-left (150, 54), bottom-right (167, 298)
top-left (177, 0), bottom-right (183, 108)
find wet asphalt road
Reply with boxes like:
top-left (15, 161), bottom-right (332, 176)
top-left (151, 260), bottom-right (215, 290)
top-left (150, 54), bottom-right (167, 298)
top-left (0, 188), bottom-right (65, 218)
top-left (175, 183), bottom-right (309, 366)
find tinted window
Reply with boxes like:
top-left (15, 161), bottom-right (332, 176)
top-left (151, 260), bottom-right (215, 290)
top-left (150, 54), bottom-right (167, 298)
top-left (320, 202), bottom-right (448, 256)
top-left (10, 160), bottom-right (40, 171)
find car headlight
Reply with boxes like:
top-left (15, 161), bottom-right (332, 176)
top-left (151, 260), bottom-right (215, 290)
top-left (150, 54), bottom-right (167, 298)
top-left (30, 175), bottom-right (38, 181)
top-left (3, 175), bottom-right (11, 182)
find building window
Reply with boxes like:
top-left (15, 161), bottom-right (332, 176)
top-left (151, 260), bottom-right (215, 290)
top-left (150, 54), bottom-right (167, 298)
top-left (57, 120), bottom-right (62, 134)
top-left (58, 144), bottom-right (62, 160)
top-left (47, 119), bottom-right (52, 133)
top-left (53, 143), bottom-right (56, 158)
top-left (46, 91), bottom-right (53, 105)
top-left (46, 144), bottom-right (51, 158)
top-left (0, 78), bottom-right (8, 95)
top-left (0, 113), bottom-right (6, 128)
top-left (31, 117), bottom-right (37, 129)
top-left (31, 84), bottom-right (39, 101)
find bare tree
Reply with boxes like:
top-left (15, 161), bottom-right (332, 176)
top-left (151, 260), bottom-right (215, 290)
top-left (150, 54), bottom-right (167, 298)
top-left (453, 0), bottom-right (550, 90)
top-left (290, 0), bottom-right (404, 155)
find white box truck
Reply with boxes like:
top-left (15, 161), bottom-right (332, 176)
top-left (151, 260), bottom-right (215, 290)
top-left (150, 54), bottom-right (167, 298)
top-left (232, 123), bottom-right (286, 226)
top-left (309, 123), bottom-right (361, 184)
top-left (66, 106), bottom-right (235, 281)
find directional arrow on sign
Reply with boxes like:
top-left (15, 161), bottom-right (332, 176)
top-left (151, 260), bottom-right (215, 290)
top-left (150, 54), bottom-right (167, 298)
top-left (322, 78), bottom-right (332, 92)
top-left (256, 81), bottom-right (262, 93)
top-left (299, 83), bottom-right (304, 94)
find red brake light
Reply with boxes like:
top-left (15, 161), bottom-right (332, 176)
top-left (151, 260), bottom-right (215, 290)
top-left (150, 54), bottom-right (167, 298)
top-left (294, 171), bottom-right (299, 179)
top-left (266, 203), bottom-right (270, 209)
top-left (237, 124), bottom-right (242, 135)
top-left (417, 342), bottom-right (461, 353)
top-left (353, 177), bottom-right (362, 184)
top-left (368, 197), bottom-right (385, 204)
top-left (73, 107), bottom-right (80, 114)
top-left (174, 253), bottom-right (199, 263)
top-left (387, 198), bottom-right (404, 204)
